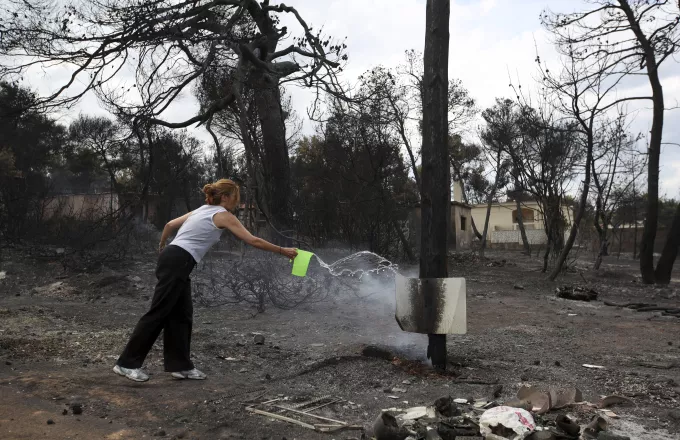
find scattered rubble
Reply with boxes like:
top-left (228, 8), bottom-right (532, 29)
top-left (253, 334), bottom-right (265, 345)
top-left (367, 383), bottom-right (645, 440)
top-left (487, 259), bottom-right (508, 268)
top-left (556, 285), bottom-right (598, 302)
top-left (245, 395), bottom-right (363, 434)
top-left (435, 397), bottom-right (461, 417)
top-left (600, 410), bottom-right (619, 419)
top-left (582, 364), bottom-right (605, 370)
top-left (374, 412), bottom-right (410, 440)
top-left (637, 360), bottom-right (677, 370)
top-left (555, 414), bottom-right (579, 436)
top-left (479, 406), bottom-right (535, 439)
top-left (603, 301), bottom-right (680, 318)
top-left (515, 385), bottom-right (583, 414)
top-left (597, 396), bottom-right (634, 409)
top-left (584, 415), bottom-right (608, 438)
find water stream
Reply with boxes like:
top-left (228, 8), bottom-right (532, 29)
top-left (312, 250), bottom-right (399, 279)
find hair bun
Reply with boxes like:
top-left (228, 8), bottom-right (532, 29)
top-left (202, 179), bottom-right (240, 206)
top-left (202, 183), bottom-right (215, 204)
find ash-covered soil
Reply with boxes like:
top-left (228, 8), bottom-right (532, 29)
top-left (0, 247), bottom-right (679, 439)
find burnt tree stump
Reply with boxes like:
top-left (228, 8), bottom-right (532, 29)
top-left (420, 0), bottom-right (451, 370)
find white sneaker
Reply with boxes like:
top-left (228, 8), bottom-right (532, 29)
top-left (171, 368), bottom-right (207, 380)
top-left (113, 365), bottom-right (149, 382)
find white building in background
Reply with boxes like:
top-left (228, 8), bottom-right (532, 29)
top-left (452, 181), bottom-right (574, 246)
top-left (470, 201), bottom-right (573, 246)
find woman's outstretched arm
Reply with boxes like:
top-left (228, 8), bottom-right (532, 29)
top-left (214, 212), bottom-right (298, 259)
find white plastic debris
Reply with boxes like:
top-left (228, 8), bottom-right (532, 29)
top-left (0, 271), bottom-right (5, 280)
top-left (479, 405), bottom-right (535, 440)
top-left (398, 406), bottom-right (436, 421)
top-left (582, 364), bottom-right (605, 369)
top-left (453, 398), bottom-right (468, 404)
top-left (600, 409), bottom-right (619, 418)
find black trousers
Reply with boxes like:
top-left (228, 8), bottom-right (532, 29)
top-left (117, 245), bottom-right (196, 372)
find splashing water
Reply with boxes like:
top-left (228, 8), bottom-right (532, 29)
top-left (312, 251), bottom-right (398, 279)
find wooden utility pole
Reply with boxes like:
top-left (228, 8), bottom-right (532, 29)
top-left (420, 0), bottom-right (450, 370)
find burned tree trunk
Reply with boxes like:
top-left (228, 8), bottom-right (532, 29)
top-left (615, 0), bottom-right (665, 284)
top-left (653, 202), bottom-right (680, 285)
top-left (548, 130), bottom-right (594, 281)
top-left (593, 197), bottom-right (611, 271)
top-left (515, 198), bottom-right (531, 255)
top-left (134, 125), bottom-right (154, 224)
top-left (464, 194), bottom-right (482, 240)
top-left (392, 219), bottom-right (416, 261)
top-left (471, 217), bottom-right (482, 241)
top-left (253, 78), bottom-right (291, 233)
top-left (594, 231), bottom-right (608, 270)
top-left (480, 192), bottom-right (494, 258)
top-left (639, 74), bottom-right (663, 283)
top-left (206, 116), bottom-right (224, 177)
top-left (542, 232), bottom-right (552, 273)
top-left (420, 0), bottom-right (450, 371)
top-left (633, 184), bottom-right (639, 259)
top-left (480, 150), bottom-right (502, 258)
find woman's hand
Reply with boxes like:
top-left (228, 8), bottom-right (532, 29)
top-left (158, 241), bottom-right (166, 253)
top-left (279, 247), bottom-right (298, 259)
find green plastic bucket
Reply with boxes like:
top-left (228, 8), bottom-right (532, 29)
top-left (292, 249), bottom-right (314, 277)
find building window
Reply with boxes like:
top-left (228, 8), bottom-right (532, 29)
top-left (460, 216), bottom-right (467, 231)
top-left (512, 208), bottom-right (535, 223)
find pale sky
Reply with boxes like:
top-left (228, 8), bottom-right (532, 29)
top-left (21, 0), bottom-right (680, 199)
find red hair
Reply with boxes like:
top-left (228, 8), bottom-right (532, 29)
top-left (202, 179), bottom-right (240, 206)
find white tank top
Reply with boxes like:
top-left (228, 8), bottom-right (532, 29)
top-left (170, 204), bottom-right (227, 263)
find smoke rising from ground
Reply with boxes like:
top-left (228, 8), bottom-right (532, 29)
top-left (313, 248), bottom-right (428, 361)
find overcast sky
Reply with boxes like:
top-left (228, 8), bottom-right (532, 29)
top-left (25, 0), bottom-right (680, 198)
